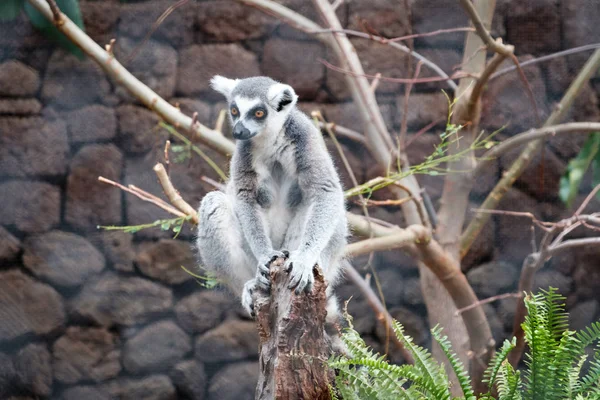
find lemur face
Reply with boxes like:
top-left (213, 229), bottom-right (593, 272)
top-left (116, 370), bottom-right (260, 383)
top-left (229, 97), bottom-right (269, 140)
top-left (210, 75), bottom-right (298, 141)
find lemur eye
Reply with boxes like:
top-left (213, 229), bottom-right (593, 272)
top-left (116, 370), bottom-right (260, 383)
top-left (255, 110), bottom-right (265, 118)
top-left (231, 107), bottom-right (238, 116)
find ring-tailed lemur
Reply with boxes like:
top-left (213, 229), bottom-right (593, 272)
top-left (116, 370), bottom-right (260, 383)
top-left (196, 75), bottom-right (348, 321)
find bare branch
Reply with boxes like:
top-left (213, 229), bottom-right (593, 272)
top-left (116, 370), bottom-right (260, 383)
top-left (458, 0), bottom-right (512, 57)
top-left (491, 43), bottom-right (600, 80)
top-left (575, 183), bottom-right (600, 216)
top-left (315, 121), bottom-right (367, 145)
top-left (28, 0), bottom-right (235, 157)
top-left (321, 58), bottom-right (467, 84)
top-left (153, 163), bottom-right (199, 224)
top-left (98, 176), bottom-right (185, 218)
top-left (548, 237), bottom-right (600, 256)
top-left (461, 49), bottom-right (600, 258)
top-left (399, 61), bottom-right (423, 151)
top-left (46, 0), bottom-right (63, 25)
top-left (344, 262), bottom-right (415, 364)
top-left (310, 28), bottom-right (460, 90)
top-left (475, 122), bottom-right (600, 174)
top-left (345, 227), bottom-right (422, 257)
top-left (455, 292), bottom-right (521, 316)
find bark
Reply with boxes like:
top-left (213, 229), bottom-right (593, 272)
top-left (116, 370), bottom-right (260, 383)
top-left (254, 258), bottom-right (333, 400)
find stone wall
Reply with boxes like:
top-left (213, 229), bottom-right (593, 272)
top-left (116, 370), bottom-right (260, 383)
top-left (0, 0), bottom-right (599, 399)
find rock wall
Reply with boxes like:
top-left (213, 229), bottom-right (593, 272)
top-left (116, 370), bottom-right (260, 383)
top-left (0, 0), bottom-right (599, 399)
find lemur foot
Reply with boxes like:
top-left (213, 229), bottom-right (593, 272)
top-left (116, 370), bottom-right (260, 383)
top-left (241, 279), bottom-right (258, 318)
top-left (243, 251), bottom-right (289, 318)
top-left (284, 250), bottom-right (318, 294)
top-left (256, 250), bottom-right (288, 290)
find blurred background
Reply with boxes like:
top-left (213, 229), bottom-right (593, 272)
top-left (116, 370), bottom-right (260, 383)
top-left (0, 0), bottom-right (599, 399)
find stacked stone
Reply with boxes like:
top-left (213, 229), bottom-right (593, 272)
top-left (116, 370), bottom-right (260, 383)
top-left (0, 0), bottom-right (599, 398)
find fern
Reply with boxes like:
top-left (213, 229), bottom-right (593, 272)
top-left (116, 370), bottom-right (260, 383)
top-left (330, 288), bottom-right (600, 400)
top-left (483, 337), bottom-right (517, 392)
top-left (497, 361), bottom-right (522, 400)
top-left (431, 325), bottom-right (476, 400)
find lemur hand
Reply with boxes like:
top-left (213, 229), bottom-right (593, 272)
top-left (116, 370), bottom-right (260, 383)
top-left (255, 249), bottom-right (287, 290)
top-left (284, 250), bottom-right (318, 294)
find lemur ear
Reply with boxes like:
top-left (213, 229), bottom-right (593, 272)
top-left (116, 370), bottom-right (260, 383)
top-left (210, 75), bottom-right (238, 99)
top-left (268, 83), bottom-right (298, 112)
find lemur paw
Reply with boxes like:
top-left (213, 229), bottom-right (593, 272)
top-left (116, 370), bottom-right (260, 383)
top-left (256, 250), bottom-right (288, 289)
top-left (284, 251), bottom-right (318, 294)
top-left (242, 279), bottom-right (258, 318)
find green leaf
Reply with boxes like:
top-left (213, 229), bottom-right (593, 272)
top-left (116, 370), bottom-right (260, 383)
top-left (0, 0), bottom-right (24, 21)
top-left (24, 0), bottom-right (85, 59)
top-left (559, 132), bottom-right (600, 208)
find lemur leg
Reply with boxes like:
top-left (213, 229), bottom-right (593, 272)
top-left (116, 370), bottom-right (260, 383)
top-left (196, 191), bottom-right (258, 314)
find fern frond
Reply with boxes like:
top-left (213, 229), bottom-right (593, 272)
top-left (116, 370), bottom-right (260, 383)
top-left (431, 325), bottom-right (476, 400)
top-left (577, 321), bottom-right (600, 349)
top-left (335, 374), bottom-right (362, 400)
top-left (391, 320), bottom-right (450, 400)
top-left (569, 354), bottom-right (588, 396)
top-left (497, 361), bottom-right (522, 400)
top-left (578, 352), bottom-right (600, 396)
top-left (523, 291), bottom-right (555, 399)
top-left (483, 337), bottom-right (517, 392)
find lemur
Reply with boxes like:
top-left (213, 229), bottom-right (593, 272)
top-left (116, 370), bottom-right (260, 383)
top-left (196, 75), bottom-right (348, 322)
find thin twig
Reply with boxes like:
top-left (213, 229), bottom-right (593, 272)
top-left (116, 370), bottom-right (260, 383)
top-left (124, 0), bottom-right (190, 64)
top-left (315, 121), bottom-right (367, 145)
top-left (344, 261), bottom-right (415, 364)
top-left (27, 0), bottom-right (235, 156)
top-left (455, 293), bottom-right (521, 316)
top-left (320, 58), bottom-right (467, 84)
top-left (475, 122), bottom-right (600, 174)
top-left (46, 0), bottom-right (63, 25)
top-left (491, 43), bottom-right (600, 80)
top-left (312, 26), bottom-right (474, 44)
top-left (214, 109), bottom-right (227, 133)
top-left (164, 140), bottom-right (171, 176)
top-left (98, 176), bottom-right (185, 218)
top-left (461, 49), bottom-right (600, 258)
top-left (574, 183), bottom-right (600, 216)
top-left (399, 61), bottom-right (423, 151)
top-left (201, 176), bottom-right (226, 191)
top-left (154, 163), bottom-right (199, 224)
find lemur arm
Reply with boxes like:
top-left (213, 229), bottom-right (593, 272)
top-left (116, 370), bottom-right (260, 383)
top-left (231, 142), bottom-right (275, 263)
top-left (235, 199), bottom-right (274, 262)
top-left (295, 146), bottom-right (345, 260)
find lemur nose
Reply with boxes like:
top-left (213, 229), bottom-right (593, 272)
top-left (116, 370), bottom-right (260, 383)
top-left (232, 123), bottom-right (252, 140)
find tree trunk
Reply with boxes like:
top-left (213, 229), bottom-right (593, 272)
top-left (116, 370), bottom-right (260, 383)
top-left (254, 259), bottom-right (333, 400)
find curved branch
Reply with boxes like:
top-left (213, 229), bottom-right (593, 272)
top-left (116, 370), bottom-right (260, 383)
top-left (475, 122), bottom-right (600, 175)
top-left (154, 163), bottom-right (199, 224)
top-left (27, 0), bottom-right (236, 157)
top-left (461, 49), bottom-right (600, 258)
top-left (345, 226), bottom-right (422, 257)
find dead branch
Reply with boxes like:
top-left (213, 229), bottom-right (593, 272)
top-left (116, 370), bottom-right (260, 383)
top-left (321, 59), bottom-right (467, 84)
top-left (491, 43), bottom-right (600, 80)
top-left (154, 163), bottom-right (199, 224)
top-left (475, 122), bottom-right (600, 174)
top-left (473, 186), bottom-right (600, 366)
top-left (27, 0), bottom-right (235, 157)
top-left (98, 176), bottom-right (185, 218)
top-left (344, 262), bottom-right (415, 364)
top-left (455, 292), bottom-right (521, 316)
top-left (315, 121), bottom-right (367, 145)
top-left (254, 259), bottom-right (333, 399)
top-left (458, 0), bottom-right (512, 57)
top-left (461, 49), bottom-right (600, 258)
top-left (345, 226), bottom-right (423, 257)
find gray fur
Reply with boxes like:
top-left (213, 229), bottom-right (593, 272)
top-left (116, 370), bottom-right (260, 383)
top-left (196, 76), bottom-right (348, 320)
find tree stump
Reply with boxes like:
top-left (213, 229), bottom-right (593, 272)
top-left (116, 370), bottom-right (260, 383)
top-left (253, 258), bottom-right (333, 400)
